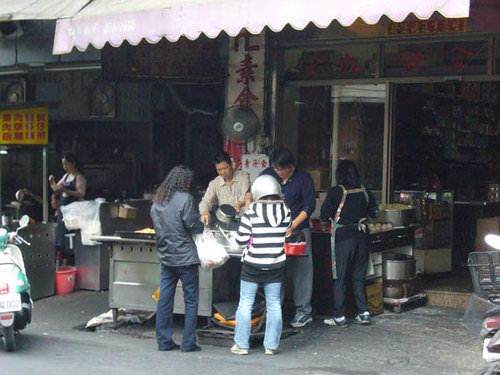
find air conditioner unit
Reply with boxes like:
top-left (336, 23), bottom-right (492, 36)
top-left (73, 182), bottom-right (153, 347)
top-left (0, 79), bottom-right (26, 105)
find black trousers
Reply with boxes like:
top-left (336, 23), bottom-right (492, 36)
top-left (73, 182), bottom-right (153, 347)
top-left (334, 236), bottom-right (369, 318)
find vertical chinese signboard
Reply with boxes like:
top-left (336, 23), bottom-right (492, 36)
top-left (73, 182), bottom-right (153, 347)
top-left (0, 107), bottom-right (49, 145)
top-left (226, 31), bottom-right (265, 169)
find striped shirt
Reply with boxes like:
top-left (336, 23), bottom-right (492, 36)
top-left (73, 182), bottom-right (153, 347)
top-left (236, 200), bottom-right (291, 270)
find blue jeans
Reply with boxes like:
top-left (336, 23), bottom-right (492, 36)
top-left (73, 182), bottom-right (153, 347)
top-left (234, 280), bottom-right (282, 350)
top-left (156, 264), bottom-right (199, 351)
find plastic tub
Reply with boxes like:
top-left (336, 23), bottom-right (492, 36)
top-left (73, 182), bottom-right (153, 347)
top-left (55, 266), bottom-right (77, 295)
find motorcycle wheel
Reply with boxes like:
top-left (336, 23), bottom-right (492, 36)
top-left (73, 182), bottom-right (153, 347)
top-left (2, 326), bottom-right (16, 352)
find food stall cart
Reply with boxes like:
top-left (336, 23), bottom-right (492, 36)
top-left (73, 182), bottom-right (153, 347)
top-left (91, 230), bottom-right (243, 321)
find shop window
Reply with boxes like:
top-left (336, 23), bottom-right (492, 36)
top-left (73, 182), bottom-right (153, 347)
top-left (384, 40), bottom-right (488, 77)
top-left (283, 44), bottom-right (377, 81)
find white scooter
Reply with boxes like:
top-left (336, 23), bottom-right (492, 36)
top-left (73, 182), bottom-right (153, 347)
top-left (0, 215), bottom-right (32, 352)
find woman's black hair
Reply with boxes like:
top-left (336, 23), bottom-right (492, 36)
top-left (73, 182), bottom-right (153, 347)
top-left (153, 165), bottom-right (194, 204)
top-left (270, 148), bottom-right (295, 168)
top-left (63, 152), bottom-right (84, 174)
top-left (212, 152), bottom-right (232, 166)
top-left (336, 159), bottom-right (361, 189)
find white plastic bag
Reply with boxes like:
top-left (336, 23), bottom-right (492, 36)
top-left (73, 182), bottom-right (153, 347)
top-left (193, 229), bottom-right (230, 270)
top-left (60, 200), bottom-right (104, 245)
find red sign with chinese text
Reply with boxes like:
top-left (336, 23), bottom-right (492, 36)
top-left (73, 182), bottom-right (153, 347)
top-left (0, 107), bottom-right (49, 145)
top-left (387, 18), bottom-right (467, 36)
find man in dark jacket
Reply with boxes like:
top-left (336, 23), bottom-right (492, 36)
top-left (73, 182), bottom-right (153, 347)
top-left (260, 148), bottom-right (316, 328)
top-left (150, 165), bottom-right (204, 352)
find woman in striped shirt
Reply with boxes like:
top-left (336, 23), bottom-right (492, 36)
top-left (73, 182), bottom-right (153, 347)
top-left (231, 175), bottom-right (291, 356)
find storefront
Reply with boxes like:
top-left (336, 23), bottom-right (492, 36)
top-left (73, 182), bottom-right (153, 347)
top-left (269, 3), bottom-right (500, 272)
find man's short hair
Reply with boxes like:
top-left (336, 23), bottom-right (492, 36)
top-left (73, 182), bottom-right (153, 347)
top-left (212, 152), bottom-right (232, 166)
top-left (270, 148), bottom-right (295, 168)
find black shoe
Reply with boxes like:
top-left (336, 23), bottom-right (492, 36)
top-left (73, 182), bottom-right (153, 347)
top-left (159, 344), bottom-right (180, 351)
top-left (182, 345), bottom-right (202, 352)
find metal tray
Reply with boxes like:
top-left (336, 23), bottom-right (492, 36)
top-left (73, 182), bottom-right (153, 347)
top-left (115, 231), bottom-right (156, 240)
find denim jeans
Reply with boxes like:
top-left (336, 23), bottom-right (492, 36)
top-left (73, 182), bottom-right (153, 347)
top-left (156, 264), bottom-right (199, 351)
top-left (234, 280), bottom-right (282, 350)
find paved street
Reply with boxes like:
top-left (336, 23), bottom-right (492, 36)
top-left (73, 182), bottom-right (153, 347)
top-left (1, 291), bottom-right (484, 375)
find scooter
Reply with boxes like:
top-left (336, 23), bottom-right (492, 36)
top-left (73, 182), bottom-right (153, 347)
top-left (468, 234), bottom-right (500, 375)
top-left (0, 215), bottom-right (32, 352)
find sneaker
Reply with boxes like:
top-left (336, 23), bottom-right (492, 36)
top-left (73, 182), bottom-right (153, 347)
top-left (265, 348), bottom-right (278, 355)
top-left (323, 315), bottom-right (349, 327)
top-left (290, 312), bottom-right (313, 328)
top-left (355, 311), bottom-right (371, 325)
top-left (231, 344), bottom-right (249, 355)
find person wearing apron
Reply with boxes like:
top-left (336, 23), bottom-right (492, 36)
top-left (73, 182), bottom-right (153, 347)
top-left (320, 160), bottom-right (378, 327)
top-left (49, 153), bottom-right (87, 264)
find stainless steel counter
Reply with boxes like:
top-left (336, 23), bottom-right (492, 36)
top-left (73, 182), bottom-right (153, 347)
top-left (455, 201), bottom-right (500, 206)
top-left (90, 234), bottom-right (243, 317)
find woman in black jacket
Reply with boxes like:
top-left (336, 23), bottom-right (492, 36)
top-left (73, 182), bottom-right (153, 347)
top-left (320, 160), bottom-right (378, 327)
top-left (150, 165), bottom-right (204, 352)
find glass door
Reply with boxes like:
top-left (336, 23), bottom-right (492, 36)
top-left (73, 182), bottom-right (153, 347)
top-left (331, 84), bottom-right (387, 201)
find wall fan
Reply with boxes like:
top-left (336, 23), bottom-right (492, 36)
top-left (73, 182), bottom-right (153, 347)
top-left (220, 105), bottom-right (260, 143)
top-left (2, 80), bottom-right (25, 104)
top-left (90, 82), bottom-right (115, 117)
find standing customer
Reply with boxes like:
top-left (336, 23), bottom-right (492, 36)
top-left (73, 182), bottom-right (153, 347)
top-left (150, 165), bottom-right (204, 352)
top-left (231, 175), bottom-right (291, 355)
top-left (320, 160), bottom-right (378, 327)
top-left (49, 152), bottom-right (86, 264)
top-left (260, 148), bottom-right (316, 328)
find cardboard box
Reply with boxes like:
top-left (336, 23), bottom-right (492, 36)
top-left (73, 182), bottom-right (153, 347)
top-left (414, 247), bottom-right (452, 274)
top-left (366, 281), bottom-right (383, 316)
top-left (306, 168), bottom-right (330, 192)
top-left (110, 203), bottom-right (120, 218)
top-left (475, 216), bottom-right (500, 251)
top-left (118, 204), bottom-right (137, 219)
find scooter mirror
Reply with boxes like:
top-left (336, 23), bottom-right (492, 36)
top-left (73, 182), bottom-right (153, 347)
top-left (485, 234), bottom-right (500, 250)
top-left (18, 215), bottom-right (29, 229)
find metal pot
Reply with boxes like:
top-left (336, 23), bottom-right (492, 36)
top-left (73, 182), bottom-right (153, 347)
top-left (383, 279), bottom-right (416, 299)
top-left (215, 204), bottom-right (236, 224)
top-left (383, 253), bottom-right (416, 280)
top-left (378, 206), bottom-right (416, 227)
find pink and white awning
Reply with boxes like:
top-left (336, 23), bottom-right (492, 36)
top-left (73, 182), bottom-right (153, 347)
top-left (53, 0), bottom-right (470, 54)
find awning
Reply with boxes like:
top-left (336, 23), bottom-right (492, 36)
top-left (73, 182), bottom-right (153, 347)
top-left (53, 0), bottom-right (470, 55)
top-left (0, 0), bottom-right (91, 21)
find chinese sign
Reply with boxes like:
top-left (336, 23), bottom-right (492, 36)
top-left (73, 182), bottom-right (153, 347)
top-left (384, 41), bottom-right (488, 77)
top-left (0, 107), bottom-right (48, 145)
top-left (227, 32), bottom-right (265, 169)
top-left (387, 18), bottom-right (467, 36)
top-left (241, 154), bottom-right (269, 183)
top-left (285, 44), bottom-right (377, 80)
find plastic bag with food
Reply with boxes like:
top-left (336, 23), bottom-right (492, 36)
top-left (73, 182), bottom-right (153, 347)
top-left (193, 229), bottom-right (230, 270)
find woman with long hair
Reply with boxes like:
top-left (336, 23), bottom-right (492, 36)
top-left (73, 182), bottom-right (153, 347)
top-left (320, 160), bottom-right (378, 327)
top-left (150, 165), bottom-right (204, 352)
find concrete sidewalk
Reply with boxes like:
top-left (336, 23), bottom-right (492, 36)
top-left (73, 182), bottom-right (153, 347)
top-left (10, 290), bottom-right (483, 375)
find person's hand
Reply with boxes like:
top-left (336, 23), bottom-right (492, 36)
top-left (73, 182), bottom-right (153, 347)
top-left (48, 175), bottom-right (55, 184)
top-left (200, 212), bottom-right (211, 226)
top-left (234, 202), bottom-right (243, 214)
top-left (286, 222), bottom-right (297, 238)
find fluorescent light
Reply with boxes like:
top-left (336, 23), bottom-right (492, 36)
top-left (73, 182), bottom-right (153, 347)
top-left (0, 146), bottom-right (8, 155)
top-left (44, 62), bottom-right (101, 72)
top-left (0, 66), bottom-right (26, 75)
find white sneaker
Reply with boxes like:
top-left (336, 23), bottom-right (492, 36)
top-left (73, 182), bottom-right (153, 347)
top-left (231, 344), bottom-right (249, 355)
top-left (265, 348), bottom-right (278, 355)
top-left (323, 315), bottom-right (348, 327)
top-left (355, 311), bottom-right (371, 325)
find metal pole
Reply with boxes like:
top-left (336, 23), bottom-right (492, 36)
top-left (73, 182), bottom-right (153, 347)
top-left (331, 93), bottom-right (339, 186)
top-left (42, 146), bottom-right (48, 223)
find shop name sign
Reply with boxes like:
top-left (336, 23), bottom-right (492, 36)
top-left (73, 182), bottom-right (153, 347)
top-left (387, 18), bottom-right (467, 36)
top-left (0, 107), bottom-right (48, 145)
